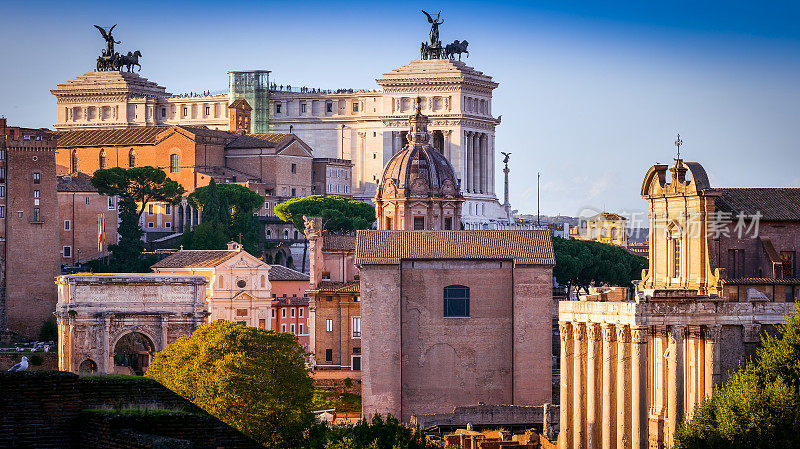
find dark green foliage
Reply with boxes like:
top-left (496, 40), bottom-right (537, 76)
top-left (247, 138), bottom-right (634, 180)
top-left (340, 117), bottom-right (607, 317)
top-left (306, 414), bottom-right (437, 449)
top-left (551, 236), bottom-right (647, 293)
top-left (91, 167), bottom-right (184, 271)
top-left (181, 180), bottom-right (263, 254)
top-left (29, 355), bottom-right (43, 366)
top-left (38, 318), bottom-right (57, 343)
top-left (274, 195), bottom-right (375, 234)
top-left (674, 308), bottom-right (800, 449)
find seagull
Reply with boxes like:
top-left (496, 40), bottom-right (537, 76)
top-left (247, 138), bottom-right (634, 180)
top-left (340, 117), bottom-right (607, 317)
top-left (8, 356), bottom-right (28, 371)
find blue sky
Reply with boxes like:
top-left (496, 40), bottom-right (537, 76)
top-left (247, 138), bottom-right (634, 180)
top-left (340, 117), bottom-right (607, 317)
top-left (2, 1), bottom-right (799, 217)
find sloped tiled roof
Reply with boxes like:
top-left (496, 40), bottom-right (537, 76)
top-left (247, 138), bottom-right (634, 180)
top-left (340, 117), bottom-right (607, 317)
top-left (322, 234), bottom-right (356, 251)
top-left (268, 265), bottom-right (309, 281)
top-left (273, 296), bottom-right (310, 306)
top-left (722, 277), bottom-right (800, 285)
top-left (355, 230), bottom-right (555, 265)
top-left (715, 188), bottom-right (800, 221)
top-left (151, 250), bottom-right (240, 268)
top-left (57, 173), bottom-right (96, 192)
top-left (225, 133), bottom-right (294, 149)
top-left (310, 281), bottom-right (361, 293)
top-left (589, 212), bottom-right (626, 222)
top-left (56, 126), bottom-right (170, 147)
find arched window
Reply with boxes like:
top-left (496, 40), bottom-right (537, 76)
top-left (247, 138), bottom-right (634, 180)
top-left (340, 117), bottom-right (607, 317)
top-left (170, 154), bottom-right (179, 173)
top-left (217, 275), bottom-right (223, 288)
top-left (71, 150), bottom-right (79, 173)
top-left (260, 275), bottom-right (266, 288)
top-left (590, 227), bottom-right (597, 239)
top-left (98, 150), bottom-right (107, 169)
top-left (283, 229), bottom-right (289, 239)
top-left (669, 224), bottom-right (681, 278)
top-left (266, 229), bottom-right (272, 238)
top-left (129, 150), bottom-right (137, 167)
top-left (443, 285), bottom-right (470, 318)
top-left (611, 228), bottom-right (618, 240)
top-left (601, 227), bottom-right (608, 238)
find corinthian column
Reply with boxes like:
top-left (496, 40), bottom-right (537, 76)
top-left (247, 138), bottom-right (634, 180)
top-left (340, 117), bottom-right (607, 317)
top-left (630, 326), bottom-right (649, 449)
top-left (667, 326), bottom-right (685, 444)
top-left (704, 325), bottom-right (721, 396)
top-left (559, 322), bottom-right (573, 449)
top-left (601, 324), bottom-right (616, 449)
top-left (473, 132), bottom-right (480, 193)
top-left (586, 323), bottom-right (601, 449)
top-left (617, 325), bottom-right (631, 449)
top-left (465, 131), bottom-right (473, 193)
top-left (573, 323), bottom-right (586, 449)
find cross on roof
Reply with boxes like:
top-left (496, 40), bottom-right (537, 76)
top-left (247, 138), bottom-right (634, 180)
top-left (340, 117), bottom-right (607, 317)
top-left (675, 133), bottom-right (683, 159)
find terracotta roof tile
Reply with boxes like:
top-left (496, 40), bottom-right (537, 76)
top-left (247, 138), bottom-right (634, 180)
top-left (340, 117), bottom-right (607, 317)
top-left (722, 277), bottom-right (800, 285)
top-left (225, 133), bottom-right (294, 149)
top-left (355, 230), bottom-right (555, 265)
top-left (273, 296), bottom-right (310, 306)
top-left (322, 235), bottom-right (356, 251)
top-left (715, 188), bottom-right (800, 221)
top-left (151, 250), bottom-right (240, 268)
top-left (56, 126), bottom-right (169, 148)
top-left (268, 265), bottom-right (309, 281)
top-left (57, 173), bottom-right (96, 192)
top-left (310, 281), bottom-right (361, 293)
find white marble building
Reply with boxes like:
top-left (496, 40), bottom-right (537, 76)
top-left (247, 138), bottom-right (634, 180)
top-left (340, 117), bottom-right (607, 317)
top-left (52, 59), bottom-right (507, 227)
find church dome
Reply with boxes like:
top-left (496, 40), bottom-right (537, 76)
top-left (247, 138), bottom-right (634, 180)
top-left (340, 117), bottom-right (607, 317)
top-left (378, 100), bottom-right (460, 197)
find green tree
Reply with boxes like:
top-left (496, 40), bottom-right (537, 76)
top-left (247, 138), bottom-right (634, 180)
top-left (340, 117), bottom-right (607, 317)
top-left (91, 167), bottom-right (184, 270)
top-left (306, 414), bottom-right (437, 449)
top-left (181, 180), bottom-right (264, 254)
top-left (275, 195), bottom-right (375, 272)
top-left (552, 236), bottom-right (647, 295)
top-left (674, 309), bottom-right (800, 449)
top-left (146, 321), bottom-right (314, 448)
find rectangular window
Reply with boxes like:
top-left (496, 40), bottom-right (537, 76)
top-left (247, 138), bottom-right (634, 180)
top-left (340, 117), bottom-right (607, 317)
top-left (0, 167), bottom-right (5, 182)
top-left (32, 207), bottom-right (40, 222)
top-left (443, 285), bottom-right (470, 318)
top-left (326, 102), bottom-right (333, 113)
top-left (300, 103), bottom-right (307, 113)
top-left (108, 196), bottom-right (115, 210)
top-left (290, 308), bottom-right (295, 318)
top-left (236, 309), bottom-right (248, 317)
top-left (299, 323), bottom-right (304, 334)
top-left (183, 107), bottom-right (188, 117)
top-left (147, 222), bottom-right (154, 228)
top-left (385, 217), bottom-right (392, 229)
top-left (290, 324), bottom-right (295, 334)
top-left (33, 172), bottom-right (40, 184)
top-left (275, 103), bottom-right (282, 114)
top-left (205, 106), bottom-right (210, 116)
top-left (259, 319), bottom-right (266, 329)
top-left (728, 249), bottom-right (745, 278)
top-left (325, 349), bottom-right (333, 362)
top-left (413, 216), bottom-right (425, 230)
top-left (785, 285), bottom-right (796, 303)
top-left (33, 190), bottom-right (40, 199)
top-left (271, 309), bottom-right (275, 318)
top-left (352, 316), bottom-right (361, 338)
top-left (291, 188), bottom-right (296, 197)
top-left (0, 150), bottom-right (5, 160)
top-left (63, 246), bottom-right (71, 258)
top-left (326, 319), bottom-right (333, 332)
top-left (281, 309), bottom-right (286, 318)
top-left (444, 217), bottom-right (453, 230)
top-left (165, 204), bottom-right (171, 215)
top-left (291, 163), bottom-right (296, 174)
top-left (0, 185), bottom-right (5, 197)
top-left (165, 222), bottom-right (171, 228)
top-left (352, 103), bottom-right (359, 112)
top-left (299, 308), bottom-right (304, 318)
top-left (781, 251), bottom-right (795, 278)
top-left (148, 204), bottom-right (154, 215)
top-left (85, 197), bottom-right (90, 205)
top-left (64, 220), bottom-right (71, 231)
top-left (281, 324), bottom-right (286, 332)
top-left (0, 206), bottom-right (5, 218)
top-left (161, 108), bottom-right (167, 118)
top-left (170, 154), bottom-right (179, 173)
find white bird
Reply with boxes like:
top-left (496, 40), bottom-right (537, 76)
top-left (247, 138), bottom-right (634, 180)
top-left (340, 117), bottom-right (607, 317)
top-left (8, 356), bottom-right (28, 371)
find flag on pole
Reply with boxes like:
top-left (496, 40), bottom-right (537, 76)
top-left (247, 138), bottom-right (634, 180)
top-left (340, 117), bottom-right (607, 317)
top-left (98, 213), bottom-right (105, 253)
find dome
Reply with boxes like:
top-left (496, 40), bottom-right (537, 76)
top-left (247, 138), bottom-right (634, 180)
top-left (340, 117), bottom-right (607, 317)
top-left (377, 99), bottom-right (461, 197)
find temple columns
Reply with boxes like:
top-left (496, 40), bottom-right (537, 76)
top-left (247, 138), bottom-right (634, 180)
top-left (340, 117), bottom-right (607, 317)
top-left (705, 325), bottom-right (721, 396)
top-left (586, 324), bottom-right (601, 449)
top-left (573, 323), bottom-right (586, 449)
top-left (667, 326), bottom-right (685, 445)
top-left (472, 132), bottom-right (481, 193)
top-left (465, 131), bottom-right (473, 193)
top-left (601, 324), bottom-right (616, 449)
top-left (617, 326), bottom-right (631, 449)
top-left (559, 322), bottom-right (573, 449)
top-left (630, 326), bottom-right (649, 449)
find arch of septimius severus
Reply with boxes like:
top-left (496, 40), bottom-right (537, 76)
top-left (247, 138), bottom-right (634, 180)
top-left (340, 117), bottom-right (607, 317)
top-left (52, 58), bottom-right (507, 229)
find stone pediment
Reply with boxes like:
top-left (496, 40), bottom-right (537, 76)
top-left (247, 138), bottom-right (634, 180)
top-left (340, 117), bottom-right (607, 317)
top-left (220, 252), bottom-right (268, 270)
top-left (278, 140), bottom-right (313, 157)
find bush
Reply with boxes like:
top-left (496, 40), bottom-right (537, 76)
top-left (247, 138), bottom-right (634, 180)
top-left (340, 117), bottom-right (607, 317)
top-left (38, 318), bottom-right (57, 343)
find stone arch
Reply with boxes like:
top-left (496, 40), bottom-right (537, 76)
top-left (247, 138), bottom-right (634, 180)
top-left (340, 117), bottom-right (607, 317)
top-left (112, 331), bottom-right (155, 376)
top-left (78, 358), bottom-right (98, 375)
top-left (98, 149), bottom-right (107, 169)
top-left (129, 149), bottom-right (137, 167)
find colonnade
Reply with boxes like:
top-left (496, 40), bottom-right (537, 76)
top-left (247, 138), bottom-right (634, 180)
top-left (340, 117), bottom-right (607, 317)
top-left (558, 322), bottom-right (722, 449)
top-left (464, 131), bottom-right (491, 194)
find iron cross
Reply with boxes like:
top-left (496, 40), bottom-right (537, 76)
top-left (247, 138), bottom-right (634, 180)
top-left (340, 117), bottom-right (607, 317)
top-left (675, 133), bottom-right (683, 159)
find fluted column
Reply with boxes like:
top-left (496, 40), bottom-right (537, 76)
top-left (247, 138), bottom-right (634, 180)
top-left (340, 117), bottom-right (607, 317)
top-left (465, 131), bottom-right (473, 193)
top-left (617, 325), bottom-right (631, 449)
top-left (601, 324), bottom-right (616, 449)
top-left (472, 132), bottom-right (480, 193)
top-left (630, 326), bottom-right (649, 449)
top-left (704, 325), bottom-right (721, 396)
top-left (479, 134), bottom-right (487, 193)
top-left (559, 322), bottom-right (573, 449)
top-left (688, 326), bottom-right (703, 417)
top-left (667, 326), bottom-right (685, 444)
top-left (586, 324), bottom-right (601, 449)
top-left (573, 323), bottom-right (586, 449)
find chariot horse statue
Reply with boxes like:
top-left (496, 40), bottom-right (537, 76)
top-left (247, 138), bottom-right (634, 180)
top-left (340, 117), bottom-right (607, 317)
top-left (445, 40), bottom-right (469, 60)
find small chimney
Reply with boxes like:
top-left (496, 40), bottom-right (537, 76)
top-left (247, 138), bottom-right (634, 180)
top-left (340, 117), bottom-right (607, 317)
top-left (227, 241), bottom-right (242, 251)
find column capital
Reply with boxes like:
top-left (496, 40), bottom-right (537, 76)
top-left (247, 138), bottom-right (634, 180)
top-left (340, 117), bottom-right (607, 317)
top-left (573, 322), bottom-right (586, 341)
top-left (586, 322), bottom-right (601, 341)
top-left (630, 325), bottom-right (650, 343)
top-left (558, 321), bottom-right (572, 342)
top-left (616, 325), bottom-right (631, 343)
top-left (705, 324), bottom-right (722, 341)
top-left (688, 325), bottom-right (704, 339)
top-left (601, 323), bottom-right (616, 342)
top-left (669, 325), bottom-right (686, 344)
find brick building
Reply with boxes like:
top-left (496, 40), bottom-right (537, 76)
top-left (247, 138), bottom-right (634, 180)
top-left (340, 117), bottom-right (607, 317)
top-left (268, 264), bottom-right (311, 349)
top-left (305, 218), bottom-right (361, 370)
top-left (56, 173), bottom-right (119, 265)
top-left (357, 230), bottom-right (555, 422)
top-left (313, 158), bottom-right (353, 197)
top-left (0, 122), bottom-right (60, 337)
